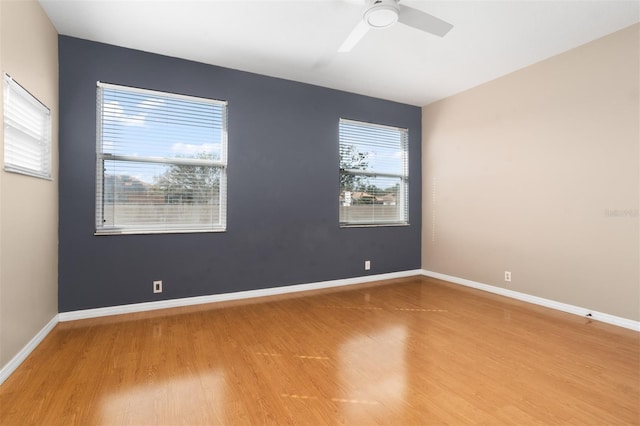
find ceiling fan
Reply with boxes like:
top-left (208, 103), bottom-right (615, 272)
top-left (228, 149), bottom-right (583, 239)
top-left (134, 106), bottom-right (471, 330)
top-left (338, 0), bottom-right (453, 52)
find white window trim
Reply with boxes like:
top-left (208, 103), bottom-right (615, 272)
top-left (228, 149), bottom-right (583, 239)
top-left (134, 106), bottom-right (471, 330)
top-left (339, 118), bottom-right (409, 227)
top-left (95, 82), bottom-right (228, 235)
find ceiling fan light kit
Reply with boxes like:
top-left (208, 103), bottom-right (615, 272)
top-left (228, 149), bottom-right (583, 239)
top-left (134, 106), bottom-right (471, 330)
top-left (364, 1), bottom-right (399, 28)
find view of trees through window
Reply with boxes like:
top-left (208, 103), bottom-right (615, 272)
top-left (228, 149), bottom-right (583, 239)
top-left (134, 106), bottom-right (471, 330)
top-left (339, 145), bottom-right (401, 205)
top-left (153, 153), bottom-right (220, 205)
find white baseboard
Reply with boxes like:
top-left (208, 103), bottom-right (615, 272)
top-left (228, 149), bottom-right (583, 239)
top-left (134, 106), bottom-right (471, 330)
top-left (0, 314), bottom-right (59, 385)
top-left (422, 269), bottom-right (640, 332)
top-left (59, 269), bottom-right (422, 322)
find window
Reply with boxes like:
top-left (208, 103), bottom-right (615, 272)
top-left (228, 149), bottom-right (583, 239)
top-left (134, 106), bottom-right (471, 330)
top-left (96, 82), bottom-right (227, 234)
top-left (339, 118), bottom-right (408, 226)
top-left (3, 73), bottom-right (52, 179)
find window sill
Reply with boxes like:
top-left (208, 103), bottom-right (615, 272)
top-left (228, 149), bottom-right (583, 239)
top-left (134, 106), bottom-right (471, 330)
top-left (340, 222), bottom-right (410, 228)
top-left (95, 228), bottom-right (226, 236)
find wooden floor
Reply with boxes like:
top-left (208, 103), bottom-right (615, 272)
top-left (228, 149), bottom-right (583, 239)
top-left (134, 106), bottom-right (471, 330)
top-left (1, 276), bottom-right (639, 425)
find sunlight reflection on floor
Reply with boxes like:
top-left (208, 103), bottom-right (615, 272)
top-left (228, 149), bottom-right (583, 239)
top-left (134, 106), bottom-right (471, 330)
top-left (339, 325), bottom-right (407, 421)
top-left (100, 370), bottom-right (225, 424)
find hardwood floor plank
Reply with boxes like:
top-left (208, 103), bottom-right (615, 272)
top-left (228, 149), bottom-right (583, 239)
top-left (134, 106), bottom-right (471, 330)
top-left (1, 276), bottom-right (638, 425)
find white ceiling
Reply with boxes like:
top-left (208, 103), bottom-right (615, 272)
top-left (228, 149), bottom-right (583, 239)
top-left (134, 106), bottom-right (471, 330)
top-left (39, 0), bottom-right (639, 106)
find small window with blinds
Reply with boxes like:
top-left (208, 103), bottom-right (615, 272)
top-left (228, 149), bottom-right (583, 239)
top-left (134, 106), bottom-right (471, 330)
top-left (339, 118), bottom-right (408, 226)
top-left (3, 73), bottom-right (52, 180)
top-left (96, 82), bottom-right (228, 235)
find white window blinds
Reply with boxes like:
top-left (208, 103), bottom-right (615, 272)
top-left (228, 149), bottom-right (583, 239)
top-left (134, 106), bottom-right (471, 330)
top-left (96, 82), bottom-right (228, 234)
top-left (339, 118), bottom-right (409, 226)
top-left (3, 73), bottom-right (52, 179)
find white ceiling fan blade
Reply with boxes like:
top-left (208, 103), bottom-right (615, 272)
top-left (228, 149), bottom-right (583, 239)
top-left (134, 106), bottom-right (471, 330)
top-left (338, 20), bottom-right (370, 53)
top-left (398, 4), bottom-right (453, 37)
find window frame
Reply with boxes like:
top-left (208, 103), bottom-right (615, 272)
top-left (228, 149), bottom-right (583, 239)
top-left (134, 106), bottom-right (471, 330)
top-left (339, 118), bottom-right (409, 227)
top-left (95, 82), bottom-right (228, 235)
top-left (3, 73), bottom-right (52, 180)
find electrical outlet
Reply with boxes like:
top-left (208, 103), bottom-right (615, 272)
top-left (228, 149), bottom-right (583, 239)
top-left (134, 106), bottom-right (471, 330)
top-left (504, 271), bottom-right (511, 282)
top-left (364, 260), bottom-right (371, 270)
top-left (153, 280), bottom-right (163, 293)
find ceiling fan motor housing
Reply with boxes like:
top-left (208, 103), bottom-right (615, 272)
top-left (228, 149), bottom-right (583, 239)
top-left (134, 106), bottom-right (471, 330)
top-left (364, 0), bottom-right (400, 28)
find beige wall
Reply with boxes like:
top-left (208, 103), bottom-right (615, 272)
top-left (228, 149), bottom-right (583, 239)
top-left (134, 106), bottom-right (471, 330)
top-left (422, 24), bottom-right (639, 321)
top-left (0, 0), bottom-right (59, 368)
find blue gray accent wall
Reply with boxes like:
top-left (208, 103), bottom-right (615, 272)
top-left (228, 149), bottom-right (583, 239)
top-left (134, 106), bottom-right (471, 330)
top-left (58, 36), bottom-right (421, 312)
